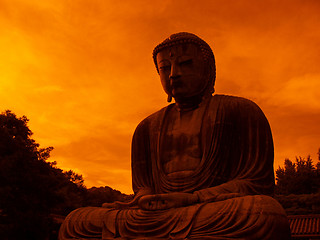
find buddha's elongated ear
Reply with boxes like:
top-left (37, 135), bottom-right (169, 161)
top-left (167, 95), bottom-right (172, 102)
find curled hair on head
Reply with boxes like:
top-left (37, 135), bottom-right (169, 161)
top-left (153, 32), bottom-right (216, 93)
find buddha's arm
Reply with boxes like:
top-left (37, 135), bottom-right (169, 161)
top-left (194, 180), bottom-right (258, 203)
top-left (193, 96), bottom-right (275, 203)
top-left (103, 119), bottom-right (155, 209)
top-left (199, 106), bottom-right (274, 199)
top-left (136, 182), bottom-right (251, 210)
top-left (131, 119), bottom-right (155, 194)
top-left (138, 192), bottom-right (198, 210)
top-left (102, 187), bottom-right (152, 209)
top-left (129, 187), bottom-right (245, 210)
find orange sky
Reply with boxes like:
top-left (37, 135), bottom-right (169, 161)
top-left (1, 0), bottom-right (320, 194)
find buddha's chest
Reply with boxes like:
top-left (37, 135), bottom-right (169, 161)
top-left (160, 107), bottom-right (204, 178)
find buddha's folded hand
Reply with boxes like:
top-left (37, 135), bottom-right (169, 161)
top-left (138, 192), bottom-right (199, 210)
top-left (102, 188), bottom-right (152, 209)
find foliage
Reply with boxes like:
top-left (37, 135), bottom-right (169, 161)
top-left (85, 186), bottom-right (133, 207)
top-left (0, 110), bottom-right (55, 239)
top-left (0, 110), bottom-right (132, 239)
top-left (274, 193), bottom-right (320, 215)
top-left (0, 111), bottom-right (84, 239)
top-left (275, 154), bottom-right (320, 195)
top-left (64, 170), bottom-right (85, 188)
top-left (275, 151), bottom-right (320, 215)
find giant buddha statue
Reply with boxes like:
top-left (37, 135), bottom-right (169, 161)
top-left (59, 32), bottom-right (291, 239)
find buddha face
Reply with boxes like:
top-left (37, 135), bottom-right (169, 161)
top-left (156, 43), bottom-right (208, 100)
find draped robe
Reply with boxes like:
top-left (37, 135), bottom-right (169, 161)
top-left (59, 94), bottom-right (291, 240)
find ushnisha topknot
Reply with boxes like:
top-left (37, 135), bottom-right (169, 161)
top-left (152, 32), bottom-right (216, 85)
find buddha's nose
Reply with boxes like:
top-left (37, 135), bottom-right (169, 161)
top-left (169, 63), bottom-right (181, 80)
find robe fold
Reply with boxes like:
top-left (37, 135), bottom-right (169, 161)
top-left (59, 94), bottom-right (291, 240)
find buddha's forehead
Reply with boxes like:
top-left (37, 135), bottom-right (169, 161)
top-left (157, 43), bottom-right (201, 60)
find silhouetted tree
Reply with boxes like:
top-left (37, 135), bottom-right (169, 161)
top-left (64, 170), bottom-right (85, 187)
top-left (0, 110), bottom-right (86, 239)
top-left (0, 110), bottom-right (132, 239)
top-left (274, 151), bottom-right (320, 215)
top-left (85, 186), bottom-right (132, 207)
top-left (0, 110), bottom-right (55, 239)
top-left (274, 193), bottom-right (320, 215)
top-left (275, 154), bottom-right (320, 195)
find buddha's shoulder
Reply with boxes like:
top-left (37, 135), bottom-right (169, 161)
top-left (213, 94), bottom-right (262, 110)
top-left (214, 94), bottom-right (257, 104)
top-left (135, 104), bottom-right (174, 130)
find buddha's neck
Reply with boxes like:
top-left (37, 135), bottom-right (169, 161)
top-left (174, 93), bottom-right (211, 112)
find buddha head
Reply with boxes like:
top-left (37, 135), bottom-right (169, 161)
top-left (153, 32), bottom-right (216, 103)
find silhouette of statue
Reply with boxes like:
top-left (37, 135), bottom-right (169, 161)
top-left (59, 32), bottom-right (291, 239)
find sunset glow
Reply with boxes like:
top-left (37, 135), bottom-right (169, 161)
top-left (1, 0), bottom-right (320, 193)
